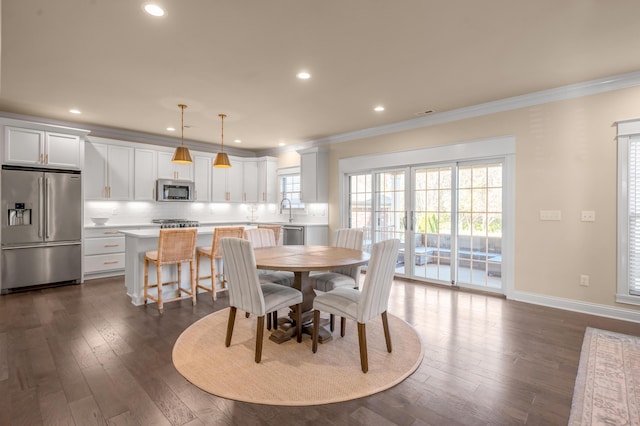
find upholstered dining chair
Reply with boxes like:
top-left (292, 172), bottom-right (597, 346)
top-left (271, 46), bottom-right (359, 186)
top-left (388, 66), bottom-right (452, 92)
top-left (310, 228), bottom-right (364, 331)
top-left (310, 228), bottom-right (365, 291)
top-left (195, 226), bottom-right (244, 300)
top-left (243, 228), bottom-right (294, 287)
top-left (243, 227), bottom-right (295, 329)
top-left (221, 237), bottom-right (303, 363)
top-left (144, 228), bottom-right (198, 314)
top-left (257, 224), bottom-right (282, 245)
top-left (311, 238), bottom-right (400, 373)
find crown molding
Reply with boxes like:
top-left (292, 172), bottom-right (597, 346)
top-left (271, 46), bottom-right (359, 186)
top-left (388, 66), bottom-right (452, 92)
top-left (261, 70), bottom-right (640, 155)
top-left (0, 110), bottom-right (254, 157)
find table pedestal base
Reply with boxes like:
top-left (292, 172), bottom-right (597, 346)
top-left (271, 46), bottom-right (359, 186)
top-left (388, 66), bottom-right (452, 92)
top-left (268, 316), bottom-right (333, 344)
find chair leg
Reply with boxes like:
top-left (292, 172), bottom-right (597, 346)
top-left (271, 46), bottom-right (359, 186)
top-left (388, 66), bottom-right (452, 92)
top-left (273, 311), bottom-right (278, 330)
top-left (156, 263), bottom-right (163, 314)
top-left (143, 259), bottom-right (149, 305)
top-left (340, 317), bottom-right (346, 337)
top-left (357, 322), bottom-right (368, 373)
top-left (330, 313), bottom-right (335, 332)
top-left (225, 307), bottom-right (237, 347)
top-left (267, 312), bottom-right (272, 331)
top-left (210, 255), bottom-right (217, 300)
top-left (295, 304), bottom-right (302, 343)
top-left (381, 311), bottom-right (392, 353)
top-left (245, 312), bottom-right (250, 318)
top-left (255, 315), bottom-right (265, 363)
top-left (196, 252), bottom-right (201, 290)
top-left (189, 260), bottom-right (196, 306)
top-left (312, 310), bottom-right (320, 353)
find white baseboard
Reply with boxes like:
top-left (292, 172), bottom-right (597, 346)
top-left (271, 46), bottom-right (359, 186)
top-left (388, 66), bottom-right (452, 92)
top-left (509, 290), bottom-right (640, 323)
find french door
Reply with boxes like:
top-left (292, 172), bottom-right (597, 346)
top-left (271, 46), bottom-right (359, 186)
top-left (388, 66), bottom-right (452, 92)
top-left (348, 160), bottom-right (504, 293)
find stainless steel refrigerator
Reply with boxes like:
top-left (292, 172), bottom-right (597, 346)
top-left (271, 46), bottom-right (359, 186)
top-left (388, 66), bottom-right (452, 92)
top-left (1, 166), bottom-right (82, 293)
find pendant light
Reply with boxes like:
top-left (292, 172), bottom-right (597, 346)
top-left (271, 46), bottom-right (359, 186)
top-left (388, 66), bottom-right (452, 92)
top-left (172, 104), bottom-right (193, 164)
top-left (213, 113), bottom-right (232, 168)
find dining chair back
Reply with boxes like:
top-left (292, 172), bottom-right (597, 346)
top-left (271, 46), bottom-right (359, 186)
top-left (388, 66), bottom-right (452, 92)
top-left (243, 228), bottom-right (276, 248)
top-left (196, 226), bottom-right (244, 300)
top-left (311, 238), bottom-right (400, 373)
top-left (257, 225), bottom-right (282, 245)
top-left (310, 228), bottom-right (365, 294)
top-left (143, 228), bottom-right (198, 313)
top-left (243, 228), bottom-right (294, 288)
top-left (221, 237), bottom-right (303, 363)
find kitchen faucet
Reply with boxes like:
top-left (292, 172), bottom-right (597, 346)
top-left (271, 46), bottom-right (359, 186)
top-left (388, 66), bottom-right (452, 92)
top-left (280, 198), bottom-right (293, 223)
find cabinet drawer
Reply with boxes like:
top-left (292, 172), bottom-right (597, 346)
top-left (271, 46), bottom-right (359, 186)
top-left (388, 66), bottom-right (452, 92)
top-left (84, 253), bottom-right (125, 273)
top-left (84, 236), bottom-right (125, 255)
top-left (85, 228), bottom-right (123, 238)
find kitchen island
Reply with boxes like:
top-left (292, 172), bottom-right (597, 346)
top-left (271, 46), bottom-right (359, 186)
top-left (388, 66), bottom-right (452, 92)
top-left (120, 227), bottom-right (218, 305)
top-left (116, 223), bottom-right (329, 305)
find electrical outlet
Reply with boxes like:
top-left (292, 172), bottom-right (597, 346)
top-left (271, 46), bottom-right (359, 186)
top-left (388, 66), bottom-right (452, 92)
top-left (581, 210), bottom-right (595, 222)
top-left (580, 274), bottom-right (589, 287)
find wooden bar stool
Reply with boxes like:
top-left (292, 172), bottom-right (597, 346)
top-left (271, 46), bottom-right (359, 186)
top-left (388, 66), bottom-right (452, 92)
top-left (144, 228), bottom-right (198, 314)
top-left (195, 226), bottom-right (244, 300)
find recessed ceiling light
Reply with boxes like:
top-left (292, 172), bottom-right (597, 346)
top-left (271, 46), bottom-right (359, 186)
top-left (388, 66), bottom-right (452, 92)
top-left (278, 142), bottom-right (286, 147)
top-left (144, 4), bottom-right (165, 17)
top-left (296, 72), bottom-right (311, 80)
top-left (374, 106), bottom-right (385, 112)
top-left (69, 109), bottom-right (81, 114)
top-left (234, 139), bottom-right (242, 144)
top-left (166, 127), bottom-right (175, 132)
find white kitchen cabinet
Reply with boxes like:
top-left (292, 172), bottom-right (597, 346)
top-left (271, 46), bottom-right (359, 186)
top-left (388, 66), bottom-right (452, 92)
top-left (299, 147), bottom-right (328, 203)
top-left (83, 227), bottom-right (126, 279)
top-left (243, 159), bottom-right (259, 202)
top-left (85, 141), bottom-right (134, 200)
top-left (134, 148), bottom-right (157, 201)
top-left (258, 157), bottom-right (278, 203)
top-left (4, 126), bottom-right (82, 169)
top-left (226, 157), bottom-right (244, 202)
top-left (211, 165), bottom-right (228, 202)
top-left (157, 151), bottom-right (193, 181)
top-left (193, 153), bottom-right (212, 202)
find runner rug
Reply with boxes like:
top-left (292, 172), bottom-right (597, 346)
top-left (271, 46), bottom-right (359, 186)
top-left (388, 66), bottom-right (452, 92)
top-left (569, 327), bottom-right (640, 425)
top-left (172, 308), bottom-right (423, 406)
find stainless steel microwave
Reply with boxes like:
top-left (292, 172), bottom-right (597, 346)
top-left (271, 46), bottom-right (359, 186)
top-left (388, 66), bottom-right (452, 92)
top-left (156, 179), bottom-right (195, 202)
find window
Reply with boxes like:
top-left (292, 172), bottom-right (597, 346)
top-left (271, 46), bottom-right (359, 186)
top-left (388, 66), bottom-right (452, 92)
top-left (617, 119), bottom-right (640, 304)
top-left (280, 172), bottom-right (304, 209)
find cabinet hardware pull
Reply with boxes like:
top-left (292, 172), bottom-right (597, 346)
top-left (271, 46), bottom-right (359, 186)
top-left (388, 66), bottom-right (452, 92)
top-left (104, 231), bottom-right (119, 235)
top-left (104, 244), bottom-right (120, 247)
top-left (40, 153), bottom-right (44, 163)
top-left (45, 154), bottom-right (48, 164)
top-left (103, 260), bottom-right (119, 265)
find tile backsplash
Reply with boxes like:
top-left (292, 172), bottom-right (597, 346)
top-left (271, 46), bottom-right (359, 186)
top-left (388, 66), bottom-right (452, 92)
top-left (84, 201), bottom-right (328, 226)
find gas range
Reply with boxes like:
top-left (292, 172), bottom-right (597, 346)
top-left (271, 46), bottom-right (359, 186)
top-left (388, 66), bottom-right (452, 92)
top-left (151, 219), bottom-right (200, 229)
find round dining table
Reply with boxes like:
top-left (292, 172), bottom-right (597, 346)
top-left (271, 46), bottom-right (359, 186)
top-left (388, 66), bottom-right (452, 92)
top-left (253, 245), bottom-right (370, 343)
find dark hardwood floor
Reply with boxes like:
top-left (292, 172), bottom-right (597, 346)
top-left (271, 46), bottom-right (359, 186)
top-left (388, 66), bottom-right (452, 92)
top-left (0, 276), bottom-right (638, 425)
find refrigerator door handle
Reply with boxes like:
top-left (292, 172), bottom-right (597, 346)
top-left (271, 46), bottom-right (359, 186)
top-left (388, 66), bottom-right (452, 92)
top-left (38, 176), bottom-right (44, 238)
top-left (45, 177), bottom-right (50, 240)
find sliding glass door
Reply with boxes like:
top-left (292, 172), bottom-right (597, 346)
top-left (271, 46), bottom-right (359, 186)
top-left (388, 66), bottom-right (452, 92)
top-left (347, 160), bottom-right (504, 293)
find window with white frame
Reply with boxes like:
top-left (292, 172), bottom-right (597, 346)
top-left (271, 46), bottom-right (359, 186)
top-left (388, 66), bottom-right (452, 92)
top-left (617, 119), bottom-right (640, 304)
top-left (278, 168), bottom-right (304, 209)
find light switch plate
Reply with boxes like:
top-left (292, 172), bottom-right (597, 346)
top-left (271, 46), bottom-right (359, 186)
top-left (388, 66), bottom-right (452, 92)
top-left (540, 210), bottom-right (562, 221)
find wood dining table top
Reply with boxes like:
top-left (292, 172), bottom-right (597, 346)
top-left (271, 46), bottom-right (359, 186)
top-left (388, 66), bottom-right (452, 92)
top-left (253, 245), bottom-right (370, 272)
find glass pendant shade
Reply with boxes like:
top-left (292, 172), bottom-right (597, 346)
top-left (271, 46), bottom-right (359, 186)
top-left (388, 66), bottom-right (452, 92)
top-left (172, 104), bottom-right (193, 164)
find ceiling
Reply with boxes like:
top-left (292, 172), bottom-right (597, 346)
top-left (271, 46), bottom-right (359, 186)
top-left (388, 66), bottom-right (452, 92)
top-left (2, 0), bottom-right (640, 154)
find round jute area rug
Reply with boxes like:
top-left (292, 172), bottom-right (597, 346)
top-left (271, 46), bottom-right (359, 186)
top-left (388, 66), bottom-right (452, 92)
top-left (172, 308), bottom-right (423, 406)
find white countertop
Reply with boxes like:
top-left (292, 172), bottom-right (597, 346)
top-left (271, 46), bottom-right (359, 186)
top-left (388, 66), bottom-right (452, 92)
top-left (85, 221), bottom-right (328, 230)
